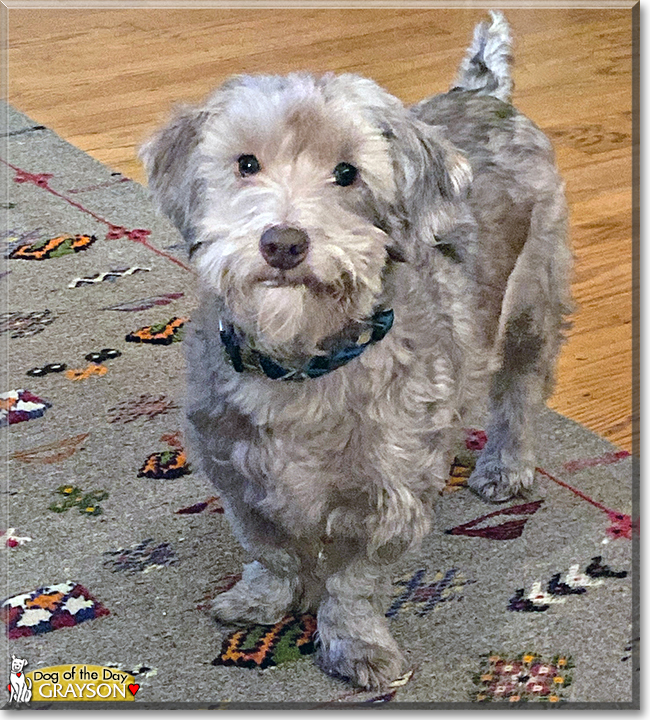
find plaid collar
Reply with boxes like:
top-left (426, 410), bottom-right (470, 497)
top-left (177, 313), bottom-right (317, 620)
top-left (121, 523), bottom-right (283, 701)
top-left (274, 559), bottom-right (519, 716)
top-left (219, 308), bottom-right (394, 381)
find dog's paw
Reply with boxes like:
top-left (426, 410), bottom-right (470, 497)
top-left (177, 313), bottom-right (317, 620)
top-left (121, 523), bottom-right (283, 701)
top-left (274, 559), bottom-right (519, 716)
top-left (317, 634), bottom-right (405, 690)
top-left (316, 600), bottom-right (405, 689)
top-left (211, 560), bottom-right (296, 625)
top-left (468, 453), bottom-right (535, 503)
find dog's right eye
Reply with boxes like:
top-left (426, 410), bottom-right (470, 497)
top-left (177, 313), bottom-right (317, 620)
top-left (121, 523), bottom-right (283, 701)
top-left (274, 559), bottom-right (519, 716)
top-left (238, 155), bottom-right (261, 177)
top-left (333, 162), bottom-right (358, 187)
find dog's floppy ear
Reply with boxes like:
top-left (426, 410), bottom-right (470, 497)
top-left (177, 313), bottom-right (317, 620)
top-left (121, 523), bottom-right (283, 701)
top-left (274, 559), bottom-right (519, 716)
top-left (387, 116), bottom-right (472, 235)
top-left (139, 106), bottom-right (208, 242)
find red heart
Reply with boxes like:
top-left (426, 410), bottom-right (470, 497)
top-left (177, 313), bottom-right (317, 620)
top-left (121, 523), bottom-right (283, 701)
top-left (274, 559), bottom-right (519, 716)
top-left (128, 684), bottom-right (140, 696)
top-left (16, 673), bottom-right (21, 677)
top-left (7, 684), bottom-right (10, 692)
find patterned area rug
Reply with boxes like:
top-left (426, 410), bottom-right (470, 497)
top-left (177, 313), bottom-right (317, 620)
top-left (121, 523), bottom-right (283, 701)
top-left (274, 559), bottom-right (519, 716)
top-left (1, 102), bottom-right (638, 708)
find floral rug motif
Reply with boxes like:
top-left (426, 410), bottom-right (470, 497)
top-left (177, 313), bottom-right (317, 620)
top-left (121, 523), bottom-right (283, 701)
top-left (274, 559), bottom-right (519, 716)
top-left (473, 652), bottom-right (573, 703)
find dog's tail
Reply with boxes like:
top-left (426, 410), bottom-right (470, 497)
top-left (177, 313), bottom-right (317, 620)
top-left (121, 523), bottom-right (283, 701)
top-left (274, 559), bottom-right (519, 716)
top-left (453, 11), bottom-right (513, 103)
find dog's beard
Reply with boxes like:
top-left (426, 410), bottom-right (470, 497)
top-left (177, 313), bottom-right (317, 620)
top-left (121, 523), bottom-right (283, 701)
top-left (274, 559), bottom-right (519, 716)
top-left (254, 285), bottom-right (334, 352)
top-left (200, 256), bottom-right (382, 359)
top-left (234, 279), bottom-right (381, 359)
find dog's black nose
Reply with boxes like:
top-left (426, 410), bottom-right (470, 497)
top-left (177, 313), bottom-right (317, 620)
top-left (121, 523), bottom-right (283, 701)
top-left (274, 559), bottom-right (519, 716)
top-left (259, 226), bottom-right (309, 270)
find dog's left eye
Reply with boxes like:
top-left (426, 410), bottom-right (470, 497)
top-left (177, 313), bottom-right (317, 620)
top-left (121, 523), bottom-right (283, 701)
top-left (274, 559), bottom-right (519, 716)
top-left (238, 155), bottom-right (261, 177)
top-left (333, 163), bottom-right (358, 187)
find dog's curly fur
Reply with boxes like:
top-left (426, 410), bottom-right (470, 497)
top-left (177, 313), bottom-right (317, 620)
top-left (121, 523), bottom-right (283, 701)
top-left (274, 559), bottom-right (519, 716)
top-left (141, 12), bottom-right (572, 690)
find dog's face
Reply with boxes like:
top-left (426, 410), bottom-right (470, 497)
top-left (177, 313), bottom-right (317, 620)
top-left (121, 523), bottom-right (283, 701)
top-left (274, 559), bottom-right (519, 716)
top-left (11, 656), bottom-right (27, 673)
top-left (142, 73), bottom-right (471, 356)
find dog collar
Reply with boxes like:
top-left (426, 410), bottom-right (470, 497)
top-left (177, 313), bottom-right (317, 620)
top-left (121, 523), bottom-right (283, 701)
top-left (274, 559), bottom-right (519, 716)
top-left (219, 308), bottom-right (394, 381)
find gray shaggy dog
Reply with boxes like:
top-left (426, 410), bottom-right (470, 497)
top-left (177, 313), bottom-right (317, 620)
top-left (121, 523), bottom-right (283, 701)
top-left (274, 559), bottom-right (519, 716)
top-left (141, 11), bottom-right (572, 690)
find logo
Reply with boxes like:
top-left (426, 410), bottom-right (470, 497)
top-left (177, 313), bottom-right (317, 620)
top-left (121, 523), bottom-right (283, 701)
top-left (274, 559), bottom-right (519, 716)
top-left (7, 662), bottom-right (138, 703)
top-left (8, 655), bottom-right (32, 704)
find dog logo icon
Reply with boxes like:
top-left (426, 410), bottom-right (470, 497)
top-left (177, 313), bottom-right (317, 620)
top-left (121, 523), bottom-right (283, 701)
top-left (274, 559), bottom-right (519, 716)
top-left (8, 655), bottom-right (32, 704)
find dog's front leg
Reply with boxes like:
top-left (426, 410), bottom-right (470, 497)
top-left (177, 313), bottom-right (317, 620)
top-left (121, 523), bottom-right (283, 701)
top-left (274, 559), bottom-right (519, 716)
top-left (201, 452), bottom-right (304, 625)
top-left (186, 410), bottom-right (304, 625)
top-left (316, 539), bottom-right (404, 690)
top-left (211, 557), bottom-right (301, 626)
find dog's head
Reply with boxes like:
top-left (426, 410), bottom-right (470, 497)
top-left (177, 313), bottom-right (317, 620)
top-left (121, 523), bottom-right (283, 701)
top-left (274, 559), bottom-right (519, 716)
top-left (141, 73), bottom-right (470, 356)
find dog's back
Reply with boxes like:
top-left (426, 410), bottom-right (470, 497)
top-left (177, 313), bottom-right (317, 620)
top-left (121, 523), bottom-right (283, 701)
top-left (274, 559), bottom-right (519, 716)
top-left (412, 12), bottom-right (571, 358)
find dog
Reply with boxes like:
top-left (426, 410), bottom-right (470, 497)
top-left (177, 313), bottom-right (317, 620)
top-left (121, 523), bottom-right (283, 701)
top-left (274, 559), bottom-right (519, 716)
top-left (141, 11), bottom-right (572, 689)
top-left (9, 655), bottom-right (32, 703)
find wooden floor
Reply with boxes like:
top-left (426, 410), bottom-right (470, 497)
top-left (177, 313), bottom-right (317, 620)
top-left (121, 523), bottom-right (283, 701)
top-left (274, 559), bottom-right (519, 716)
top-left (6, 6), bottom-right (636, 452)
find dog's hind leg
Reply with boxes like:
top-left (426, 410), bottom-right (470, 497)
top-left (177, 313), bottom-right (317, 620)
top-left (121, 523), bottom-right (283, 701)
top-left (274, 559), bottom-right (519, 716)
top-left (469, 185), bottom-right (572, 502)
